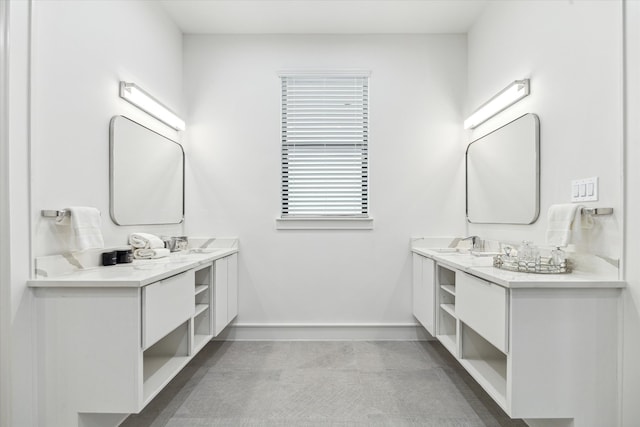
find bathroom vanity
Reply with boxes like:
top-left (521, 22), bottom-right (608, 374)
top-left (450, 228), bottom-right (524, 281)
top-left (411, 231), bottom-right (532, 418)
top-left (412, 238), bottom-right (624, 427)
top-left (28, 245), bottom-right (238, 427)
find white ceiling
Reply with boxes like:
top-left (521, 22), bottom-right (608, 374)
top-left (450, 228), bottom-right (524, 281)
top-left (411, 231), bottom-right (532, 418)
top-left (159, 0), bottom-right (488, 34)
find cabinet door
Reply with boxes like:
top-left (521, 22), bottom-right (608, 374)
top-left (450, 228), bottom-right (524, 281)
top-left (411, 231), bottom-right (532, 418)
top-left (213, 257), bottom-right (228, 336)
top-left (421, 257), bottom-right (435, 335)
top-left (227, 253), bottom-right (238, 322)
top-left (412, 254), bottom-right (435, 335)
top-left (412, 253), bottom-right (423, 321)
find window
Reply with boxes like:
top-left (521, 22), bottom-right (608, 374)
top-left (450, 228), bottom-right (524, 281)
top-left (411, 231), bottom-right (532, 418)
top-left (280, 74), bottom-right (369, 219)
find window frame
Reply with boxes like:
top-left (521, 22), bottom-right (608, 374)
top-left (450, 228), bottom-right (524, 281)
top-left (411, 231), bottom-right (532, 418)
top-left (277, 71), bottom-right (373, 230)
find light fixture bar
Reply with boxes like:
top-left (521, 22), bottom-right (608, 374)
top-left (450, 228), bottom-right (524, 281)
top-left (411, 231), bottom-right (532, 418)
top-left (464, 79), bottom-right (530, 129)
top-left (119, 82), bottom-right (185, 131)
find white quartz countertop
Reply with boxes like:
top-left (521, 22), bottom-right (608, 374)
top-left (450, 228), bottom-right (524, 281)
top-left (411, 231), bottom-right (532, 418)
top-left (411, 246), bottom-right (624, 289)
top-left (27, 248), bottom-right (238, 288)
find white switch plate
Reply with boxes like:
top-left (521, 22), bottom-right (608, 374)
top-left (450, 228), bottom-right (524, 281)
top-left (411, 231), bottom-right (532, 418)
top-left (571, 177), bottom-right (598, 202)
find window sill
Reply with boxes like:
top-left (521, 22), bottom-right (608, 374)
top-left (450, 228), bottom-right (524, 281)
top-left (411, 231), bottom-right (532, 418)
top-left (276, 217), bottom-right (374, 230)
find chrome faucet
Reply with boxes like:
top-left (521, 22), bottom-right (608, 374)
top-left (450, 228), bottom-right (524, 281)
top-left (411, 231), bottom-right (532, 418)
top-left (448, 235), bottom-right (483, 250)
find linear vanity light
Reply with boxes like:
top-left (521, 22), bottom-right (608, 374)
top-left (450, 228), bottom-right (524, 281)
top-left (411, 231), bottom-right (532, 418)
top-left (464, 79), bottom-right (530, 129)
top-left (119, 82), bottom-right (186, 131)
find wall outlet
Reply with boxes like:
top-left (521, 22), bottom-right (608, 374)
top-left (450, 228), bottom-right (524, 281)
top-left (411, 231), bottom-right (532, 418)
top-left (571, 177), bottom-right (598, 202)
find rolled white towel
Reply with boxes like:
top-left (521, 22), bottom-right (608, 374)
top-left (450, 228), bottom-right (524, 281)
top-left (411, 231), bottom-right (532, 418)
top-left (129, 233), bottom-right (165, 249)
top-left (133, 248), bottom-right (170, 259)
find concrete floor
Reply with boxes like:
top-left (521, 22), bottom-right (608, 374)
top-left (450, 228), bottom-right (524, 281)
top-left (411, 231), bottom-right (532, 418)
top-left (122, 341), bottom-right (527, 426)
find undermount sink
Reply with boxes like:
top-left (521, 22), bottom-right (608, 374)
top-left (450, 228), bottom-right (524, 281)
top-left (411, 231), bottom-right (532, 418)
top-left (430, 248), bottom-right (465, 254)
top-left (430, 248), bottom-right (501, 258)
top-left (469, 250), bottom-right (502, 257)
top-left (188, 248), bottom-right (226, 254)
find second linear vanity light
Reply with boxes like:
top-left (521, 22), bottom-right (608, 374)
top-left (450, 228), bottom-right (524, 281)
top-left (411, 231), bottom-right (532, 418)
top-left (464, 79), bottom-right (530, 129)
top-left (119, 82), bottom-right (186, 131)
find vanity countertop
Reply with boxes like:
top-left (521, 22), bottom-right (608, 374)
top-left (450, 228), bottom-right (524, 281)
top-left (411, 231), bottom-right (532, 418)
top-left (27, 248), bottom-right (238, 288)
top-left (412, 246), bottom-right (625, 289)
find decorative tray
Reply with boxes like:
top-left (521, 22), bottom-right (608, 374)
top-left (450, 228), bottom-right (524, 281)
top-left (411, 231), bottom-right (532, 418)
top-left (492, 254), bottom-right (572, 274)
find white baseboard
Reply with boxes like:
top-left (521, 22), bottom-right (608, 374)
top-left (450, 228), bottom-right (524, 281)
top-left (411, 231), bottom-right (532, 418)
top-left (522, 419), bottom-right (574, 427)
top-left (213, 322), bottom-right (433, 341)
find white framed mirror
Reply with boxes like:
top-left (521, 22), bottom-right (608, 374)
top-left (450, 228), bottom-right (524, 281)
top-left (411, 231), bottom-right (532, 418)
top-left (466, 113), bottom-right (540, 224)
top-left (109, 116), bottom-right (184, 225)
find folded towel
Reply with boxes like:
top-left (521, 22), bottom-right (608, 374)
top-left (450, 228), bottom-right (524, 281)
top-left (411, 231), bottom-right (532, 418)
top-left (56, 207), bottom-right (104, 251)
top-left (546, 204), bottom-right (593, 247)
top-left (133, 248), bottom-right (170, 259)
top-left (129, 233), bottom-right (165, 249)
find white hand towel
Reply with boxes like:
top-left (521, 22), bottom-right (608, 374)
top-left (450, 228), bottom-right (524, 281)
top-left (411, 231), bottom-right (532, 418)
top-left (133, 248), bottom-right (170, 259)
top-left (546, 204), bottom-right (592, 247)
top-left (129, 233), bottom-right (165, 249)
top-left (56, 207), bottom-right (104, 251)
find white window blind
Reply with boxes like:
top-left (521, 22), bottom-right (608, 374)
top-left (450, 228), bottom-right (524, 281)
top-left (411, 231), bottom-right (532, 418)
top-left (281, 75), bottom-right (369, 217)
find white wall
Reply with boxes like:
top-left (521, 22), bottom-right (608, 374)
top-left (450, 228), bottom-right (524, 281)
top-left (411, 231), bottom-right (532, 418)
top-left (466, 0), bottom-right (623, 262)
top-left (31, 0), bottom-right (184, 257)
top-left (467, 1), bottom-right (625, 425)
top-left (0, 1), bottom-right (9, 422)
top-left (3, 1), bottom-right (35, 425)
top-left (184, 35), bottom-right (467, 337)
top-left (622, 1), bottom-right (640, 426)
top-left (6, 1), bottom-right (184, 425)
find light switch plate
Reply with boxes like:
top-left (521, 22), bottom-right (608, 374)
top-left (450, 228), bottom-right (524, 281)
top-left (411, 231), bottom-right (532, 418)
top-left (571, 177), bottom-right (598, 202)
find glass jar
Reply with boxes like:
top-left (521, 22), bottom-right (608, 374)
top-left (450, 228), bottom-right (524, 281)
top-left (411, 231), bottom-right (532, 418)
top-left (518, 241), bottom-right (540, 269)
top-left (550, 246), bottom-right (566, 266)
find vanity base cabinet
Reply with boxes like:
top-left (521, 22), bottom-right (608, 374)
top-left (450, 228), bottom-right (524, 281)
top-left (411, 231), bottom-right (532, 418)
top-left (451, 283), bottom-right (620, 426)
top-left (32, 258), bottom-right (241, 427)
top-left (412, 254), bottom-right (435, 336)
top-left (411, 250), bottom-right (622, 427)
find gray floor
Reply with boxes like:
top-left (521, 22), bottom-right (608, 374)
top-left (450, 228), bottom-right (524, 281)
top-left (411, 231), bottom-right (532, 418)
top-left (122, 341), bottom-right (527, 426)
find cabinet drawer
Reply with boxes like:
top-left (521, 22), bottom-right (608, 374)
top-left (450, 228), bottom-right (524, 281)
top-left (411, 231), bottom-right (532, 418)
top-left (142, 270), bottom-right (194, 349)
top-left (456, 272), bottom-right (508, 353)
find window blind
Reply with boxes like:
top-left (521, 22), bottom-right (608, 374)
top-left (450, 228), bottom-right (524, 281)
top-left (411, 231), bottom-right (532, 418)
top-left (281, 75), bottom-right (369, 217)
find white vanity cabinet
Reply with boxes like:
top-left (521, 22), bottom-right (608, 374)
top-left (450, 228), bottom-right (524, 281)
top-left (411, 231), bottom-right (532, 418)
top-left (29, 249), bottom-right (239, 427)
top-left (412, 253), bottom-right (435, 335)
top-left (411, 247), bottom-right (624, 427)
